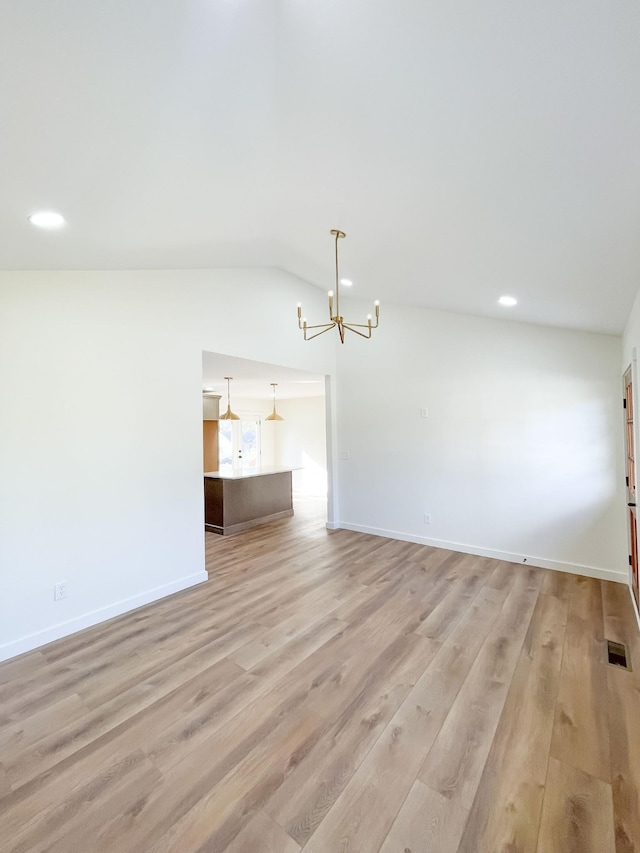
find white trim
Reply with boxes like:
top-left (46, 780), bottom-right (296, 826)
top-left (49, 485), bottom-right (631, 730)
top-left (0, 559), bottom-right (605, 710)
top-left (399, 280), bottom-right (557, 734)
top-left (628, 351), bottom-right (640, 601)
top-left (630, 581), bottom-right (640, 630)
top-left (324, 373), bottom-right (338, 528)
top-left (0, 571), bottom-right (208, 663)
top-left (325, 521), bottom-right (340, 530)
top-left (623, 358), bottom-right (637, 592)
top-left (334, 522), bottom-right (628, 584)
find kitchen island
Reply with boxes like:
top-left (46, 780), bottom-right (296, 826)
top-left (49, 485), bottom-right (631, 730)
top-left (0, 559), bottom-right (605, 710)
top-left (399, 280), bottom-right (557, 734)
top-left (204, 467), bottom-right (294, 535)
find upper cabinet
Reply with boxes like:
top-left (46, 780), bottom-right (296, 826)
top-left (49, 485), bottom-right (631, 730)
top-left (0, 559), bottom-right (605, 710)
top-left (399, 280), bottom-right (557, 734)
top-left (203, 394), bottom-right (221, 421)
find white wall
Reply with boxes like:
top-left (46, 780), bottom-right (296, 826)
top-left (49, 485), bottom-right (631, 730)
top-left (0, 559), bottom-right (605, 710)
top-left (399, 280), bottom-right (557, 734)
top-left (0, 267), bottom-right (630, 662)
top-left (335, 298), bottom-right (627, 581)
top-left (0, 268), bottom-right (335, 661)
top-left (272, 396), bottom-right (327, 496)
top-left (220, 394), bottom-right (327, 495)
top-left (622, 285), bottom-right (640, 369)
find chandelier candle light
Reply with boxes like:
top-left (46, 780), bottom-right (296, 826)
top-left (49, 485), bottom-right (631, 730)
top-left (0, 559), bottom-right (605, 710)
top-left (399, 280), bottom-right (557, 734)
top-left (297, 229), bottom-right (380, 343)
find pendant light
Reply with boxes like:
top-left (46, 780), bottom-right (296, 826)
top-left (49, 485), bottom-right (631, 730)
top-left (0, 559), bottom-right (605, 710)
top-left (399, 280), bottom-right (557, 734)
top-left (219, 377), bottom-right (240, 420)
top-left (265, 383), bottom-right (284, 421)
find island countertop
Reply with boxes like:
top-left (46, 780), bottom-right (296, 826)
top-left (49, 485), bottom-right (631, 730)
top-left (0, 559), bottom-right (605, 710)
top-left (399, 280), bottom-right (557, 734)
top-left (204, 466), bottom-right (296, 481)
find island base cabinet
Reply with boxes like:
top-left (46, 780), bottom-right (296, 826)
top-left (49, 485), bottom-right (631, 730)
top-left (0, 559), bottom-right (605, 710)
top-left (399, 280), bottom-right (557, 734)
top-left (204, 470), bottom-right (293, 535)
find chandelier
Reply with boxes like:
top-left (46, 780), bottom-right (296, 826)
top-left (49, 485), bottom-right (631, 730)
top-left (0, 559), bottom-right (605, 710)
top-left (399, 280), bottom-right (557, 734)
top-left (297, 229), bottom-right (380, 343)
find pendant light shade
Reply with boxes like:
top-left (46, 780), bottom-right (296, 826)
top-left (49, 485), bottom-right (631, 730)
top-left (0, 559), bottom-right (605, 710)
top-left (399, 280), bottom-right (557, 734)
top-left (219, 377), bottom-right (240, 420)
top-left (265, 383), bottom-right (284, 421)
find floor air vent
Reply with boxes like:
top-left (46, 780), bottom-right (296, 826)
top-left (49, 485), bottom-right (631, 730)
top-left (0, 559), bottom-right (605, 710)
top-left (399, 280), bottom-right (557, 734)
top-left (606, 639), bottom-right (631, 670)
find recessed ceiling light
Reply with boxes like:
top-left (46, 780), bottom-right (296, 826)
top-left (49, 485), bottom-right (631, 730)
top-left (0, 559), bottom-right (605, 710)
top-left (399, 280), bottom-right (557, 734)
top-left (28, 210), bottom-right (66, 229)
top-left (340, 278), bottom-right (352, 287)
top-left (498, 295), bottom-right (517, 307)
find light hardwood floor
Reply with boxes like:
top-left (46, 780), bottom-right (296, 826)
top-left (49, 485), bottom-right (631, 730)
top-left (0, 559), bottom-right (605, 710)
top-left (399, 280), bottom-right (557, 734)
top-left (1, 498), bottom-right (639, 852)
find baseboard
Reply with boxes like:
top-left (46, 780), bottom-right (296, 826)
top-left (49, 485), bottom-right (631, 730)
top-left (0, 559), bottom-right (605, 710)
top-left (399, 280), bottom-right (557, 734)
top-left (0, 571), bottom-right (208, 663)
top-left (207, 508), bottom-right (294, 536)
top-left (335, 522), bottom-right (628, 585)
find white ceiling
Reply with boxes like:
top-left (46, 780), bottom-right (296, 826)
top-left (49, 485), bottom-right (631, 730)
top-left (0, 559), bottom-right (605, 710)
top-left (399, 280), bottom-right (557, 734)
top-left (202, 352), bottom-right (324, 401)
top-left (2, 1), bottom-right (640, 334)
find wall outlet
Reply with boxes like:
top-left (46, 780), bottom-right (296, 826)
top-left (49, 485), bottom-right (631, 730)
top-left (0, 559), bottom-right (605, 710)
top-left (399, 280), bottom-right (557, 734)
top-left (338, 450), bottom-right (350, 460)
top-left (420, 407), bottom-right (429, 419)
top-left (54, 581), bottom-right (69, 601)
top-left (423, 513), bottom-right (432, 524)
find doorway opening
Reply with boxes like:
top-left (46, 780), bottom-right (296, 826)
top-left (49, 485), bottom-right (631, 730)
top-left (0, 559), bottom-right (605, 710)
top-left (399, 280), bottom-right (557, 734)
top-left (201, 351), bottom-right (332, 531)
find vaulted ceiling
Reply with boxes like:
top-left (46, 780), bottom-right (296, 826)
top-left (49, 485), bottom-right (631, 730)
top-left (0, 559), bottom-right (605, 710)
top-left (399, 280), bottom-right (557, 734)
top-left (2, 1), bottom-right (640, 333)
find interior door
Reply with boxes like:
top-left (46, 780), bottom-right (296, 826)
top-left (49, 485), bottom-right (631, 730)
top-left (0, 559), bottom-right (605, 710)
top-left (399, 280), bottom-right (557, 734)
top-left (623, 367), bottom-right (639, 613)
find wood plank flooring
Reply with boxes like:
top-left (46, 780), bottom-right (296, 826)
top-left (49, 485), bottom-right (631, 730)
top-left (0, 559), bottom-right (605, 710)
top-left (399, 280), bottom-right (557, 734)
top-left (1, 497), bottom-right (639, 852)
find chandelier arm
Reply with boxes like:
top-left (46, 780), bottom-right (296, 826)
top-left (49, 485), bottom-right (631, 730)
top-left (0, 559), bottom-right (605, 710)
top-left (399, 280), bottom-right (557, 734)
top-left (299, 309), bottom-right (338, 331)
top-left (303, 321), bottom-right (336, 331)
top-left (341, 304), bottom-right (380, 332)
top-left (341, 323), bottom-right (373, 339)
top-left (304, 322), bottom-right (337, 341)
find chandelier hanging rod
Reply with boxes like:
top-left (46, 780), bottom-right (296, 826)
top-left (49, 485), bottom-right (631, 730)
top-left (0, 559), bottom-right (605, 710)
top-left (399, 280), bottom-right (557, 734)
top-left (297, 229), bottom-right (380, 344)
